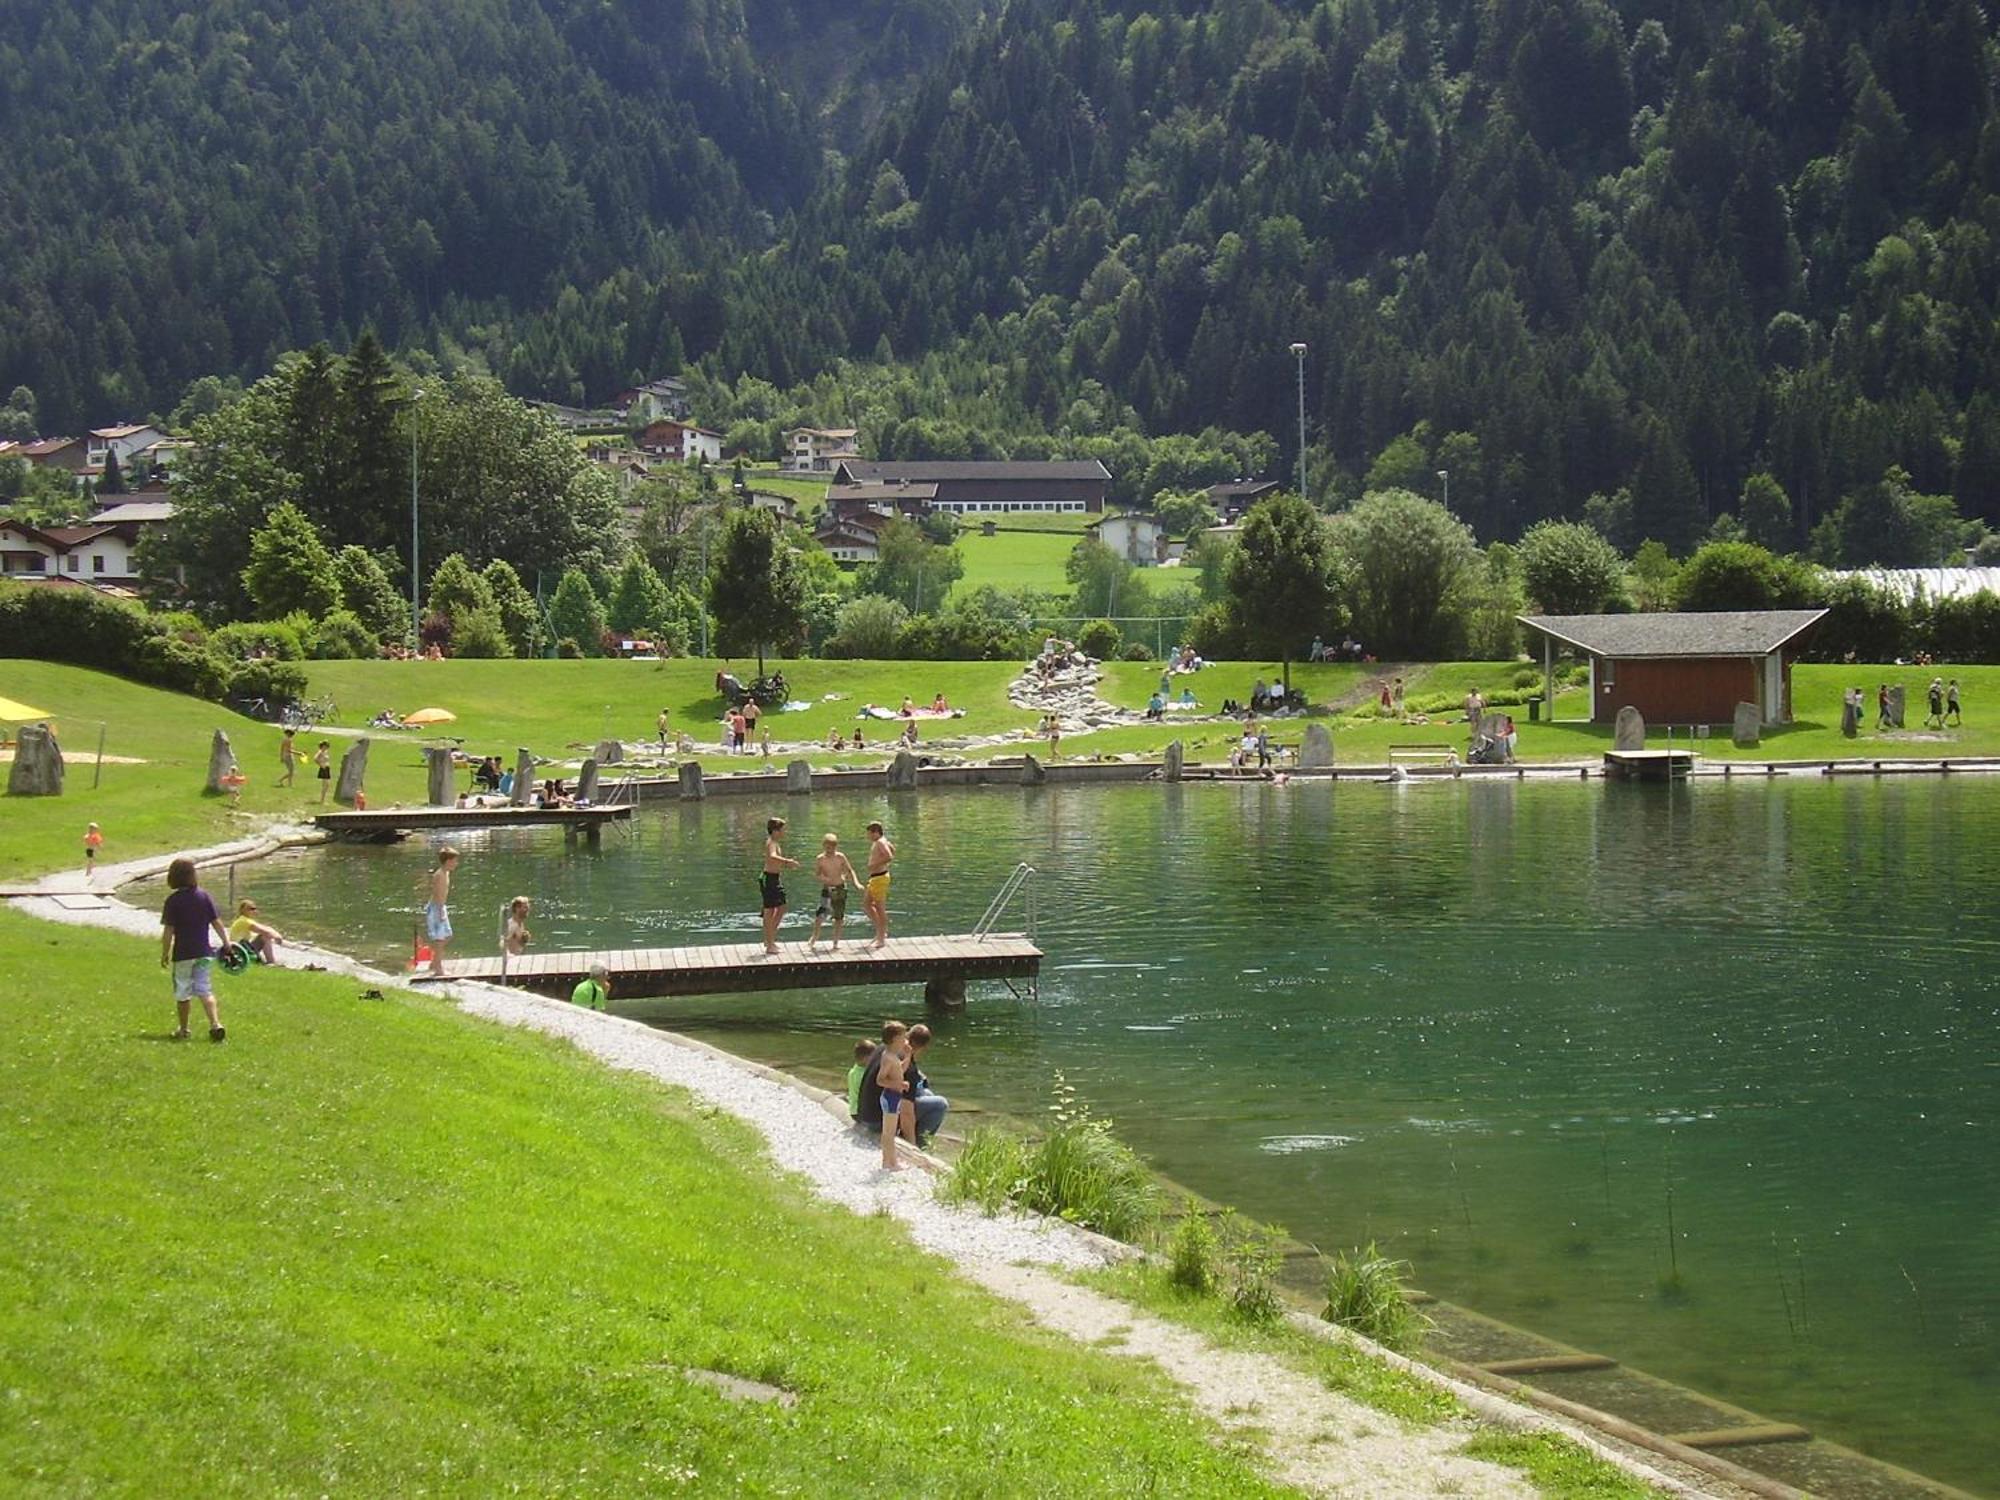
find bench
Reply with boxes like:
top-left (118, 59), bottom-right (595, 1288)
top-left (1388, 743), bottom-right (1458, 764)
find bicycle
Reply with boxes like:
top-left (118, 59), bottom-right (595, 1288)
top-left (281, 697), bottom-right (337, 732)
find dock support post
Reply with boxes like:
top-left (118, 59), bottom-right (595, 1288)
top-left (511, 748), bottom-right (535, 806)
top-left (924, 975), bottom-right (967, 1011)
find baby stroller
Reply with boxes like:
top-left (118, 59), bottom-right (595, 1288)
top-left (1466, 730), bottom-right (1512, 765)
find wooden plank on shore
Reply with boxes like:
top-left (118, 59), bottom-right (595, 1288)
top-left (1665, 1424), bottom-right (1812, 1451)
top-left (1478, 1354), bottom-right (1618, 1376)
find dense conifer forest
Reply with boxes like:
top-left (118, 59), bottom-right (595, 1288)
top-left (5, 0), bottom-right (1999, 551)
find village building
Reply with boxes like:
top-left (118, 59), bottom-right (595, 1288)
top-left (0, 513), bottom-right (155, 590)
top-left (829, 459), bottom-right (1108, 515)
top-left (611, 377), bottom-right (692, 425)
top-left (814, 508), bottom-right (891, 565)
top-left (1206, 478), bottom-right (1280, 522)
top-left (5, 436), bottom-right (92, 478)
top-left (824, 481), bottom-right (937, 526)
top-left (88, 424), bottom-right (168, 470)
top-left (1517, 610), bottom-right (1829, 727)
top-left (1086, 512), bottom-right (1169, 566)
top-left (636, 419), bottom-right (722, 465)
top-left (782, 427), bottom-right (861, 473)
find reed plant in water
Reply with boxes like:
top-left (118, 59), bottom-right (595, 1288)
top-left (1323, 1242), bottom-right (1431, 1351)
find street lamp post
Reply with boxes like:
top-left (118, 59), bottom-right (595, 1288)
top-left (1437, 468), bottom-right (1450, 513)
top-left (1289, 342), bottom-right (1308, 501)
top-left (409, 388), bottom-right (423, 651)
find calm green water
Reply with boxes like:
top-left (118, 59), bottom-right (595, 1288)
top-left (204, 779), bottom-right (1999, 1492)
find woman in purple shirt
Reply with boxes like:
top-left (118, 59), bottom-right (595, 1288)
top-left (159, 857), bottom-right (229, 1042)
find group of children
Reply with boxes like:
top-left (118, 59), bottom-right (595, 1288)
top-left (758, 816), bottom-right (895, 954)
top-left (848, 1020), bottom-right (944, 1171)
top-left (277, 728), bottom-right (337, 802)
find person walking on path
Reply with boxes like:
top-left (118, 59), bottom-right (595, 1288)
top-left (83, 821), bottom-right (102, 879)
top-left (864, 820), bottom-right (895, 949)
top-left (1926, 677), bottom-right (1946, 729)
top-left (760, 817), bottom-right (798, 954)
top-left (1464, 685), bottom-right (1485, 726)
top-left (656, 708), bottom-right (671, 753)
top-left (279, 728), bottom-right (298, 787)
top-left (314, 740), bottom-right (332, 803)
top-left (1947, 679), bottom-right (1963, 725)
top-left (425, 847), bottom-right (459, 976)
top-left (1877, 684), bottom-right (1892, 730)
top-left (160, 857), bottom-right (228, 1042)
top-left (570, 962), bottom-right (611, 1010)
top-left (809, 833), bottom-right (863, 951)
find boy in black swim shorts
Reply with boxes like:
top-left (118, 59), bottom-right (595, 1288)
top-left (760, 816), bottom-right (797, 953)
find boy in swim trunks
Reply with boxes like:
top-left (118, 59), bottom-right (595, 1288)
top-left (760, 817), bottom-right (798, 953)
top-left (426, 847), bottom-right (459, 976)
top-left (809, 833), bottom-right (863, 951)
top-left (864, 820), bottom-right (894, 949)
top-left (875, 1020), bottom-right (911, 1170)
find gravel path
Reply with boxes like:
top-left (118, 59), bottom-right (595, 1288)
top-left (9, 833), bottom-right (1713, 1499)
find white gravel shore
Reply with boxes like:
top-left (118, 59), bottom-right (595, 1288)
top-left (9, 830), bottom-right (1724, 1499)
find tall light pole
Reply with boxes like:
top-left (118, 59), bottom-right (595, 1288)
top-left (1289, 342), bottom-right (1308, 501)
top-left (409, 388), bottom-right (423, 651)
top-left (1437, 468), bottom-right (1450, 513)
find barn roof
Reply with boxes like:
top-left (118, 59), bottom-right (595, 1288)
top-left (1517, 610), bottom-right (1828, 658)
top-left (833, 459), bottom-right (1109, 482)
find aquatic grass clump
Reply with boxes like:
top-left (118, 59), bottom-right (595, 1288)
top-left (940, 1076), bottom-right (1161, 1244)
top-left (1323, 1242), bottom-right (1431, 1351)
top-left (1167, 1200), bottom-right (1221, 1295)
top-left (1163, 1202), bottom-right (1284, 1325)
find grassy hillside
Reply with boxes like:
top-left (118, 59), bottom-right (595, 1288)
top-left (952, 527), bottom-right (1078, 597)
top-left (0, 907), bottom-right (1287, 1496)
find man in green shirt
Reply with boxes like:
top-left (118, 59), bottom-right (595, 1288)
top-left (570, 962), bottom-right (611, 1010)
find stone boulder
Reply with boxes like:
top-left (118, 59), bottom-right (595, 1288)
top-left (677, 761), bottom-right (706, 801)
top-left (509, 747), bottom-right (535, 805)
top-left (7, 722), bottom-right (64, 796)
top-left (1732, 702), bottom-right (1761, 748)
top-left (786, 759), bottom-right (813, 795)
top-left (887, 750), bottom-right (918, 790)
top-left (1613, 706), bottom-right (1646, 751)
top-left (1163, 740), bottom-right (1184, 783)
top-left (1020, 753), bottom-right (1047, 786)
top-left (335, 739), bottom-right (371, 805)
top-left (204, 729), bottom-right (236, 794)
top-left (425, 746), bottom-right (456, 805)
top-left (594, 739), bottom-right (624, 765)
top-left (1886, 684), bottom-right (1906, 728)
top-left (1299, 723), bottom-right (1334, 769)
top-left (575, 758), bottom-right (600, 803)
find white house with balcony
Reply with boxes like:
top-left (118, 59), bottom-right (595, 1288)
top-left (783, 427), bottom-right (861, 473)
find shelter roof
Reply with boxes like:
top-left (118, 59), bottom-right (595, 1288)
top-left (833, 459), bottom-right (1109, 483)
top-left (1517, 610), bottom-right (1829, 658)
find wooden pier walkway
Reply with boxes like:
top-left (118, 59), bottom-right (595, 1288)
top-left (433, 932), bottom-right (1041, 1001)
top-left (313, 805), bottom-right (631, 841)
top-left (1602, 749), bottom-right (1696, 782)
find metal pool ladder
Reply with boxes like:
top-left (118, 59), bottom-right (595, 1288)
top-left (973, 862), bottom-right (1038, 1003)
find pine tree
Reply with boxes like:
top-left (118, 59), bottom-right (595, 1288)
top-left (97, 447), bottom-right (125, 496)
top-left (336, 330), bottom-right (406, 556)
top-left (549, 570), bottom-right (609, 656)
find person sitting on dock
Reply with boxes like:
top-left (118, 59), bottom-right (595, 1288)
top-left (570, 962), bottom-right (610, 1011)
top-left (502, 896), bottom-right (532, 956)
top-left (809, 834), bottom-right (863, 951)
top-left (863, 820), bottom-right (894, 949)
top-left (760, 817), bottom-right (799, 954)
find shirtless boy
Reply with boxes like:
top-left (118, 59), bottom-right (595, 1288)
top-left (760, 817), bottom-right (799, 953)
top-left (875, 1019), bottom-right (912, 1170)
top-left (809, 833), bottom-right (863, 951)
top-left (425, 847), bottom-right (459, 976)
top-left (863, 820), bottom-right (895, 949)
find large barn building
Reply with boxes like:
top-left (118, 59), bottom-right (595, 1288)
top-left (827, 459), bottom-right (1109, 515)
top-left (1518, 610), bottom-right (1828, 727)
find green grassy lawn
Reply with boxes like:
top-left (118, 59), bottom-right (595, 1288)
top-left (0, 908), bottom-right (1290, 1497)
top-left (740, 471), bottom-right (831, 505)
top-left (951, 527), bottom-right (1078, 598)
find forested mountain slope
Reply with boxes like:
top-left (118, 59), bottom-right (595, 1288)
top-left (6, 0), bottom-right (2000, 555)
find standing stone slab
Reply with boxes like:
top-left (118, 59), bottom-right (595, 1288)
top-left (425, 746), bottom-right (456, 805)
top-left (1732, 702), bottom-right (1762, 747)
top-left (510, 748), bottom-right (535, 806)
top-left (204, 729), bottom-right (236, 794)
top-left (887, 750), bottom-right (918, 790)
top-left (575, 758), bottom-right (601, 803)
top-left (1298, 723), bottom-right (1333, 770)
top-left (594, 739), bottom-right (624, 765)
top-left (1019, 753), bottom-right (1047, 786)
top-left (1613, 706), bottom-right (1646, 751)
top-left (678, 761), bottom-right (706, 800)
top-left (6, 722), bottom-right (64, 796)
top-left (1840, 691), bottom-right (1860, 738)
top-left (1163, 740), bottom-right (1184, 783)
top-left (785, 759), bottom-right (813, 795)
top-left (334, 738), bottom-right (371, 805)
top-left (1886, 684), bottom-right (1906, 728)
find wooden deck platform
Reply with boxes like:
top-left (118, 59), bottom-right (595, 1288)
top-left (431, 932), bottom-right (1041, 1000)
top-left (1603, 749), bottom-right (1697, 782)
top-left (313, 805), bottom-right (631, 841)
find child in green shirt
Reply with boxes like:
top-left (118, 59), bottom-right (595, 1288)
top-left (845, 1037), bottom-right (875, 1120)
top-left (570, 963), bottom-right (611, 1010)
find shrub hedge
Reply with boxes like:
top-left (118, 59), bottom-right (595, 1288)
top-left (0, 584), bottom-right (304, 704)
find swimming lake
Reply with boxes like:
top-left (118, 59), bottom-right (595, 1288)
top-left (214, 776), bottom-right (2000, 1492)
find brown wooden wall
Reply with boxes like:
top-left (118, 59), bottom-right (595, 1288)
top-left (1593, 656), bottom-right (1761, 724)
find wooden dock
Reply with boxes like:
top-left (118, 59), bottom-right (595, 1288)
top-left (1603, 749), bottom-right (1697, 782)
top-left (313, 805), bottom-right (632, 842)
top-left (433, 932), bottom-right (1042, 1002)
